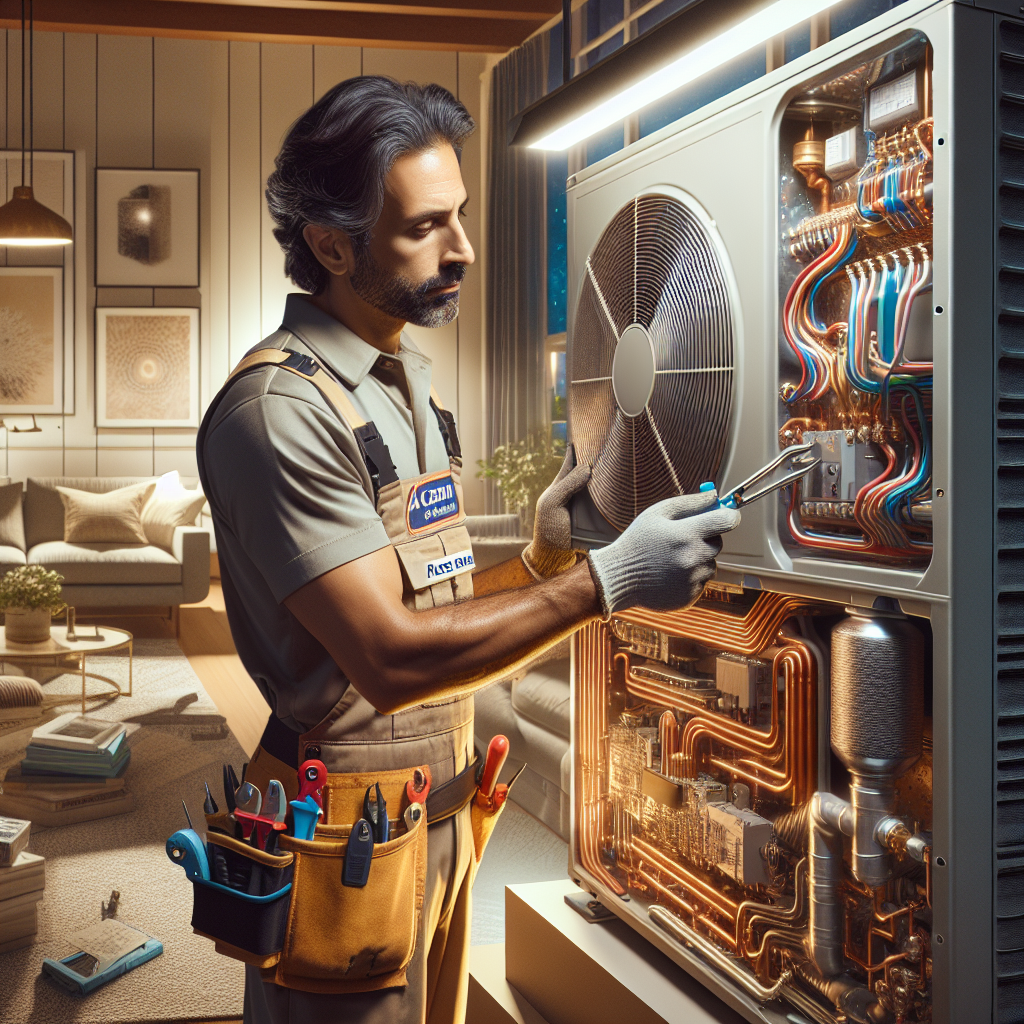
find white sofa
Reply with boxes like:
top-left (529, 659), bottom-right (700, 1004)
top-left (0, 476), bottom-right (210, 613)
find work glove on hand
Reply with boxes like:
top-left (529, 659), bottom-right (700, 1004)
top-left (587, 489), bottom-right (741, 618)
top-left (522, 446), bottom-right (592, 580)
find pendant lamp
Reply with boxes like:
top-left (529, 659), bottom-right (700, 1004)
top-left (0, 0), bottom-right (72, 246)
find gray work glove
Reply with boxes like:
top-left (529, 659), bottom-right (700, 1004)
top-left (587, 490), bottom-right (741, 617)
top-left (522, 446), bottom-right (591, 580)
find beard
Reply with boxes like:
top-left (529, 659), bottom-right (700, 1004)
top-left (349, 246), bottom-right (466, 328)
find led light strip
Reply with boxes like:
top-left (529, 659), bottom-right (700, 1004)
top-left (530, 0), bottom-right (844, 151)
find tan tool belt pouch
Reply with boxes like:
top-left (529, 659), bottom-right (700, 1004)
top-left (264, 765), bottom-right (428, 994)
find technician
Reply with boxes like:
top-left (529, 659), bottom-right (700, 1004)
top-left (197, 76), bottom-right (739, 1024)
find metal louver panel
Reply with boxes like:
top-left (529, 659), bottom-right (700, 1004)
top-left (569, 192), bottom-right (736, 533)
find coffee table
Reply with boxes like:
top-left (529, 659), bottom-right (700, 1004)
top-left (0, 625), bottom-right (133, 714)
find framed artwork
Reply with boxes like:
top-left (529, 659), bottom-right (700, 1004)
top-left (95, 307), bottom-right (200, 427)
top-left (0, 267), bottom-right (63, 415)
top-left (95, 168), bottom-right (199, 287)
top-left (0, 150), bottom-right (77, 414)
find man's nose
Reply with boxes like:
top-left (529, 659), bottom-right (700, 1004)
top-left (446, 218), bottom-right (475, 266)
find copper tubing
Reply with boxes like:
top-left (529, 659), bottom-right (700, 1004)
top-left (575, 623), bottom-right (627, 897)
top-left (617, 592), bottom-right (815, 657)
top-left (637, 869), bottom-right (738, 949)
top-left (659, 710), bottom-right (680, 776)
top-left (737, 859), bottom-right (808, 958)
top-left (634, 837), bottom-right (739, 920)
top-left (624, 640), bottom-right (817, 805)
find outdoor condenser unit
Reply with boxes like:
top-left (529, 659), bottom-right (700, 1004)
top-left (565, 3), bottom-right (1022, 1022)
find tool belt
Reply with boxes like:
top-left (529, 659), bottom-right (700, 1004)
top-left (187, 756), bottom-right (486, 993)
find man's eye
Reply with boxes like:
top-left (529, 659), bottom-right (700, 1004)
top-left (412, 223), bottom-right (433, 237)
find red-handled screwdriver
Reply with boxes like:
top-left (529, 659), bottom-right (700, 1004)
top-left (297, 759), bottom-right (327, 808)
top-left (477, 735), bottom-right (509, 807)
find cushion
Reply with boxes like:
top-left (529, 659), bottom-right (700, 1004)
top-left (28, 541), bottom-right (181, 585)
top-left (0, 481), bottom-right (25, 552)
top-left (57, 482), bottom-right (155, 544)
top-left (510, 658), bottom-right (571, 740)
top-left (25, 477), bottom-right (157, 547)
top-left (141, 471), bottom-right (206, 550)
top-left (0, 545), bottom-right (27, 573)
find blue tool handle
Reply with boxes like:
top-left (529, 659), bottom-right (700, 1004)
top-left (289, 796), bottom-right (322, 841)
top-left (699, 481), bottom-right (738, 509)
top-left (166, 829), bottom-right (210, 881)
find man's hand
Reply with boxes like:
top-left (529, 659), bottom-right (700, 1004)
top-left (587, 489), bottom-right (741, 617)
top-left (522, 446), bottom-right (591, 580)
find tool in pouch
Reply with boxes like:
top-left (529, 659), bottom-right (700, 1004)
top-left (470, 735), bottom-right (523, 864)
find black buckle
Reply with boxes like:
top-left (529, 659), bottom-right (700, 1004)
top-left (281, 351), bottom-right (320, 377)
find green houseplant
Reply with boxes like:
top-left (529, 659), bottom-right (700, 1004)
top-left (0, 565), bottom-right (65, 644)
top-left (477, 432), bottom-right (565, 535)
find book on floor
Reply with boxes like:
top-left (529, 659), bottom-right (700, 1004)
top-left (1, 764), bottom-right (126, 793)
top-left (0, 790), bottom-right (134, 827)
top-left (20, 736), bottom-right (131, 779)
top-left (0, 930), bottom-right (36, 953)
top-left (0, 815), bottom-right (29, 867)
top-left (0, 851), bottom-right (44, 902)
top-left (30, 714), bottom-right (124, 753)
top-left (0, 887), bottom-right (44, 919)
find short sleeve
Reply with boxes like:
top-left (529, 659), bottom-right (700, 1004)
top-left (201, 368), bottom-right (391, 602)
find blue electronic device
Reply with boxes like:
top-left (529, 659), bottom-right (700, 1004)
top-left (42, 938), bottom-right (163, 995)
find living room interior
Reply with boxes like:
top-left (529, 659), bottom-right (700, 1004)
top-left (0, 1), bottom-right (1008, 1023)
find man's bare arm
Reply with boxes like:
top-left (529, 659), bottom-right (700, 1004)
top-left (284, 545), bottom-right (599, 715)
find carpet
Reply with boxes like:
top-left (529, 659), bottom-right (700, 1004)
top-left (0, 639), bottom-right (249, 1024)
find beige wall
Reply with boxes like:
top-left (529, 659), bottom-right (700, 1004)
top-left (0, 33), bottom-right (494, 512)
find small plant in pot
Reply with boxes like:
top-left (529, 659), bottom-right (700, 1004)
top-left (0, 566), bottom-right (65, 644)
top-left (477, 432), bottom-right (565, 535)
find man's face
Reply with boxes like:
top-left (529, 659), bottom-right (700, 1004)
top-left (350, 145), bottom-right (475, 328)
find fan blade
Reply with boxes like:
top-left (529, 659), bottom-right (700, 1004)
top-left (571, 277), bottom-right (618, 383)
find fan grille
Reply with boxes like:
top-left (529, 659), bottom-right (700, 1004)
top-left (569, 193), bottom-right (735, 533)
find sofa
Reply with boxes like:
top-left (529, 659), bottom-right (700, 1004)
top-left (464, 513), bottom-right (572, 840)
top-left (0, 476), bottom-right (210, 617)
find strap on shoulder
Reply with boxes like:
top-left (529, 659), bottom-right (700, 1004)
top-left (227, 348), bottom-right (399, 501)
top-left (228, 349), bottom-right (367, 428)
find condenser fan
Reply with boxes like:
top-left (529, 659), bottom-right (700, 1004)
top-left (569, 192), bottom-right (736, 534)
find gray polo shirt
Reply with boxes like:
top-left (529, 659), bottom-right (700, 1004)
top-left (197, 294), bottom-right (454, 733)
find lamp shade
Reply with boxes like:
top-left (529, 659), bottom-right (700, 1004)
top-left (0, 185), bottom-right (72, 245)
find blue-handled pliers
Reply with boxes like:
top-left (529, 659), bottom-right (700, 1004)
top-left (701, 441), bottom-right (819, 509)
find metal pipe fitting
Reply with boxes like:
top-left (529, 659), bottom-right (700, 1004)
top-left (648, 905), bottom-right (792, 1004)
top-left (808, 791), bottom-right (852, 977)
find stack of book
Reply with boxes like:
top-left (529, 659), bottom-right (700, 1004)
top-left (0, 849), bottom-right (44, 953)
top-left (0, 714), bottom-right (134, 826)
top-left (0, 816), bottom-right (43, 953)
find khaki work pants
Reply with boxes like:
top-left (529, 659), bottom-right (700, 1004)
top-left (242, 800), bottom-right (476, 1024)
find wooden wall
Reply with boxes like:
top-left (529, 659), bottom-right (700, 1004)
top-left (0, 34), bottom-right (494, 512)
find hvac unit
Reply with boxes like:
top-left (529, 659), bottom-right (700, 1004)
top-left (564, 3), bottom-right (1020, 1023)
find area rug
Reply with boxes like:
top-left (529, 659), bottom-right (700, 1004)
top-left (0, 639), bottom-right (250, 1023)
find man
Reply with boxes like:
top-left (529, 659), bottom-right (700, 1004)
top-left (197, 76), bottom-right (738, 1024)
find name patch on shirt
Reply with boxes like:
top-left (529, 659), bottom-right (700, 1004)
top-left (424, 549), bottom-right (475, 584)
top-left (407, 472), bottom-right (461, 534)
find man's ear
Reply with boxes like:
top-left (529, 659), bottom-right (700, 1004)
top-left (303, 223), bottom-right (356, 277)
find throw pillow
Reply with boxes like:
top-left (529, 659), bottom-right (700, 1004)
top-left (141, 472), bottom-right (206, 550)
top-left (0, 481), bottom-right (25, 552)
top-left (57, 481), bottom-right (155, 545)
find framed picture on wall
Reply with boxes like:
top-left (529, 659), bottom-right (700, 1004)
top-left (0, 266), bottom-right (63, 415)
top-left (95, 168), bottom-right (199, 287)
top-left (95, 307), bottom-right (200, 427)
top-left (0, 150), bottom-right (78, 415)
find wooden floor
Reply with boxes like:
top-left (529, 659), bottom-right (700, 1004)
top-left (95, 581), bottom-right (270, 757)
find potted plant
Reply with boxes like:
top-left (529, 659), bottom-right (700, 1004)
top-left (477, 432), bottom-right (565, 535)
top-left (0, 565), bottom-right (65, 644)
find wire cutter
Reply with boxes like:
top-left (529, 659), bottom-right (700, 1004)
top-left (363, 783), bottom-right (390, 844)
top-left (700, 441), bottom-right (820, 510)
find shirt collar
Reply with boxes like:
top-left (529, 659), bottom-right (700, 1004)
top-left (281, 293), bottom-right (427, 388)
